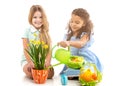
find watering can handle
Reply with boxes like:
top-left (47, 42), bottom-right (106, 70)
top-left (68, 46), bottom-right (70, 51)
top-left (52, 45), bottom-right (57, 52)
top-left (52, 44), bottom-right (70, 51)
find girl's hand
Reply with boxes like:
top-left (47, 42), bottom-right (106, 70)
top-left (45, 60), bottom-right (51, 68)
top-left (27, 61), bottom-right (34, 72)
top-left (29, 61), bottom-right (34, 68)
top-left (58, 41), bottom-right (70, 48)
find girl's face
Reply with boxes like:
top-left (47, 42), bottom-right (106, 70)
top-left (70, 14), bottom-right (85, 34)
top-left (32, 11), bottom-right (43, 29)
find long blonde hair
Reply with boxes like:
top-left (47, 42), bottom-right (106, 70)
top-left (28, 5), bottom-right (51, 50)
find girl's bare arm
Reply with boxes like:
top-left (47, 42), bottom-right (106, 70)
top-left (68, 34), bottom-right (89, 48)
top-left (22, 38), bottom-right (31, 62)
top-left (59, 34), bottom-right (89, 48)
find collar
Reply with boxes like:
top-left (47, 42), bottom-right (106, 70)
top-left (30, 25), bottom-right (41, 33)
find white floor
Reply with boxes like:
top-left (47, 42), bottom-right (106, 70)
top-left (21, 75), bottom-right (80, 86)
top-left (0, 40), bottom-right (119, 86)
top-left (2, 59), bottom-right (105, 86)
top-left (0, 47), bottom-right (119, 86)
top-left (19, 62), bottom-right (82, 86)
top-left (14, 66), bottom-right (103, 86)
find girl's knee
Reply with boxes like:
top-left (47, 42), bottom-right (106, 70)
top-left (23, 64), bottom-right (32, 79)
top-left (48, 68), bottom-right (54, 79)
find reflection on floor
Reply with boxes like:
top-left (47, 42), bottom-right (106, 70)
top-left (20, 72), bottom-right (104, 86)
top-left (12, 60), bottom-right (104, 86)
top-left (22, 75), bottom-right (80, 86)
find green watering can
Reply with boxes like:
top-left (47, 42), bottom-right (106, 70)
top-left (52, 45), bottom-right (85, 69)
top-left (53, 45), bottom-right (71, 64)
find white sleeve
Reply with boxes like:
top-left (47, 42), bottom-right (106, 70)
top-left (21, 28), bottom-right (29, 39)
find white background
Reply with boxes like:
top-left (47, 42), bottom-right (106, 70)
top-left (0, 0), bottom-right (120, 85)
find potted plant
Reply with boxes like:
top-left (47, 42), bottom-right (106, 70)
top-left (25, 33), bottom-right (50, 84)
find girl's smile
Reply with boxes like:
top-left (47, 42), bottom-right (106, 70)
top-left (32, 11), bottom-right (43, 29)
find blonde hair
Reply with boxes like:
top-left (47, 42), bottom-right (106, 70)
top-left (28, 5), bottom-right (51, 50)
